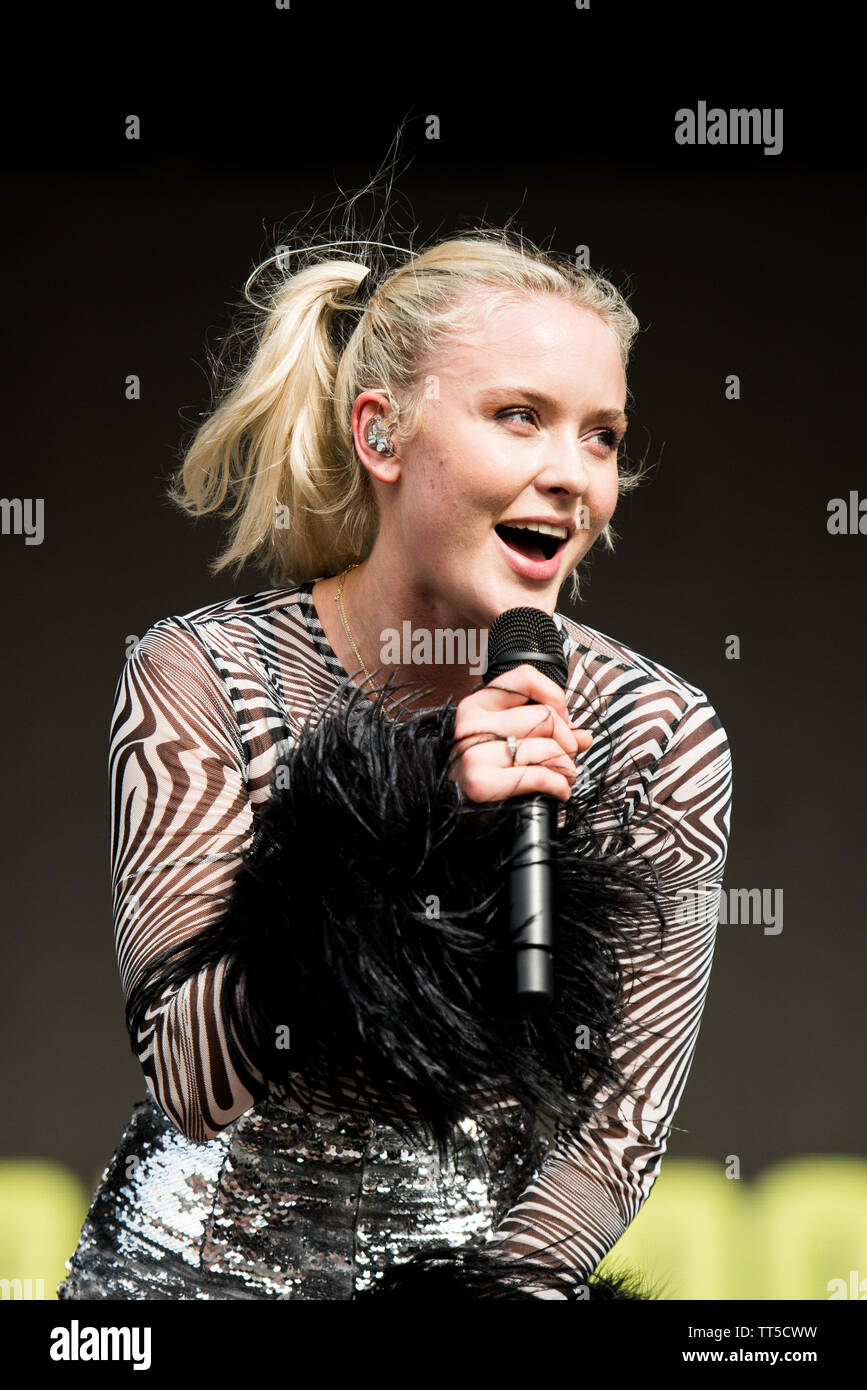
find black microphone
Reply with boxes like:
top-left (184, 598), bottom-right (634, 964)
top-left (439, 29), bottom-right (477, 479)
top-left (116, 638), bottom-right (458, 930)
top-left (482, 608), bottom-right (569, 1006)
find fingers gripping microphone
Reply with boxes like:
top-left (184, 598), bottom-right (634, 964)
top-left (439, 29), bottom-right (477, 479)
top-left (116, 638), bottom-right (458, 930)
top-left (483, 608), bottom-right (570, 1006)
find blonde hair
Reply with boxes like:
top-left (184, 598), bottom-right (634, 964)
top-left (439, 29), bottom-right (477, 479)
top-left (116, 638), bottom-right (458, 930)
top-left (168, 223), bottom-right (647, 604)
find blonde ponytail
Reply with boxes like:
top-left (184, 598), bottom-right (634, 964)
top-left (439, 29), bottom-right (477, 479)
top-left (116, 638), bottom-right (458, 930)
top-left (167, 257), bottom-right (378, 583)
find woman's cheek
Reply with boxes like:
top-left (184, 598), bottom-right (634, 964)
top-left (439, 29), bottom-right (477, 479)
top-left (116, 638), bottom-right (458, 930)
top-left (592, 482), bottom-right (619, 532)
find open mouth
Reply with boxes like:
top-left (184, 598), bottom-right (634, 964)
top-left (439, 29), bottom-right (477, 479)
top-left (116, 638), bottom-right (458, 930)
top-left (494, 523), bottom-right (565, 563)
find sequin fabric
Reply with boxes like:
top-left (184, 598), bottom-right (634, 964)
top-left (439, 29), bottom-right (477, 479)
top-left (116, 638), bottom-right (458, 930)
top-left (57, 1092), bottom-right (551, 1300)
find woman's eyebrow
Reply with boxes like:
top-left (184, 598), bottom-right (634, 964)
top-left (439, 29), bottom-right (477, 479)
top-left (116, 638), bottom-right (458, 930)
top-left (475, 385), bottom-right (628, 430)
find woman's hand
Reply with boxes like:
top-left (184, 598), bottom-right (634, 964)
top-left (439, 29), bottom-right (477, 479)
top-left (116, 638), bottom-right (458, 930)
top-left (448, 664), bottom-right (593, 805)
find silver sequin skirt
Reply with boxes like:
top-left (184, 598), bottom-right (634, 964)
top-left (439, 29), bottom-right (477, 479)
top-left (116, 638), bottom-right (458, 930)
top-left (56, 1091), bottom-right (551, 1300)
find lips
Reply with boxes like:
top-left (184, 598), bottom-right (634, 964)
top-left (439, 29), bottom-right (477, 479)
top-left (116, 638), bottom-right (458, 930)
top-left (495, 523), bottom-right (561, 561)
top-left (494, 525), bottom-right (567, 581)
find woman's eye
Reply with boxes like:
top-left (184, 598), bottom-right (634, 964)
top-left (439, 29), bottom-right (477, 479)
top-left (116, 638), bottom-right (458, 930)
top-left (590, 429), bottom-right (623, 452)
top-left (496, 410), bottom-right (624, 452)
top-left (497, 407), bottom-right (537, 425)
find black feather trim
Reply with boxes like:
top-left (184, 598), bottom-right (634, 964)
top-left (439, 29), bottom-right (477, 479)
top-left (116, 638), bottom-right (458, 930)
top-left (125, 676), bottom-right (668, 1162)
top-left (355, 1244), bottom-right (658, 1300)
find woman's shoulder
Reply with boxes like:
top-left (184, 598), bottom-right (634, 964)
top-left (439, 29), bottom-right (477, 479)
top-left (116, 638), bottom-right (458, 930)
top-left (555, 609), bottom-right (726, 745)
top-left (128, 583), bottom-right (318, 676)
top-left (555, 612), bottom-right (731, 825)
top-left (117, 583), bottom-right (324, 768)
top-left (144, 582), bottom-right (310, 640)
top-left (122, 582), bottom-right (321, 722)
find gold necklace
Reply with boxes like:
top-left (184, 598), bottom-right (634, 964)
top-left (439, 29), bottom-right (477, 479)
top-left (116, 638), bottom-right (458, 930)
top-left (336, 563), bottom-right (390, 700)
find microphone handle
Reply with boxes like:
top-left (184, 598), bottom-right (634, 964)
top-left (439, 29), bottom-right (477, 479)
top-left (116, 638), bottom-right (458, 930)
top-left (509, 796), bottom-right (556, 1002)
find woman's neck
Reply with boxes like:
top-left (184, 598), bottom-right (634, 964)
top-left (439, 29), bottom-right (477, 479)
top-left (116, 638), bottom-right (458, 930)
top-left (314, 561), bottom-right (486, 717)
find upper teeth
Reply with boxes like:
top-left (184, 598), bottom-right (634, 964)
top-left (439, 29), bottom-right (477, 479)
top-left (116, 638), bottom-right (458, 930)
top-left (506, 521), bottom-right (568, 540)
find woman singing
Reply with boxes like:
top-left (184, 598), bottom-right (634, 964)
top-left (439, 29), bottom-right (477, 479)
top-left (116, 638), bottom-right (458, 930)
top-left (58, 225), bottom-right (733, 1300)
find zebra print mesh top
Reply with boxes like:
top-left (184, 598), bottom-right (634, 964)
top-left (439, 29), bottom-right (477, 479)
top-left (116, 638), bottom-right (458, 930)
top-left (110, 577), bottom-right (733, 1282)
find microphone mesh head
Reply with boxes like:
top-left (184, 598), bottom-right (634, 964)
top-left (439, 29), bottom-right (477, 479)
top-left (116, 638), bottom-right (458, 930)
top-left (484, 607), bottom-right (568, 690)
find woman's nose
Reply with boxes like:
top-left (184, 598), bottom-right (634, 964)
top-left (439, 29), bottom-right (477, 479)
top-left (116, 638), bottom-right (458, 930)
top-left (534, 439), bottom-right (592, 495)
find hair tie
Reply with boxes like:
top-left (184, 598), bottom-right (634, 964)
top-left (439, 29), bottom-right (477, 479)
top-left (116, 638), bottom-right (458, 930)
top-left (333, 272), bottom-right (374, 315)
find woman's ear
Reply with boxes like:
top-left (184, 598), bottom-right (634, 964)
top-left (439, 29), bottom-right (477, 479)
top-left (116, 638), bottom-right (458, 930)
top-left (351, 391), bottom-right (402, 483)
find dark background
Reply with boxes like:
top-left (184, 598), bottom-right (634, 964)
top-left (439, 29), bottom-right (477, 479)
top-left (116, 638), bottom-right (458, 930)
top-left (2, 4), bottom-right (864, 1192)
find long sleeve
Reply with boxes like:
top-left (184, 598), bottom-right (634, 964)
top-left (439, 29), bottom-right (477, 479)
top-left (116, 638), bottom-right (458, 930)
top-left (488, 694), bottom-right (733, 1283)
top-left (110, 618), bottom-right (269, 1141)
